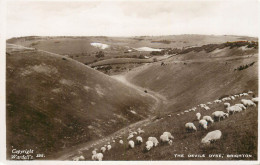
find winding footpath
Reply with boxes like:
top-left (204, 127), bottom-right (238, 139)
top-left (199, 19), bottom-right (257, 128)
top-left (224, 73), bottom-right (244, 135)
top-left (7, 43), bottom-right (168, 160)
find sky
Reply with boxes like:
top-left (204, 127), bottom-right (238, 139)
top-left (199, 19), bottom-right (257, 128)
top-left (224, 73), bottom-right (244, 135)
top-left (6, 0), bottom-right (259, 38)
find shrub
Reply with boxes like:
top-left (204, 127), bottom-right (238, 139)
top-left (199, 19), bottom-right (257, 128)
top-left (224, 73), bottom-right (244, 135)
top-left (95, 51), bottom-right (105, 58)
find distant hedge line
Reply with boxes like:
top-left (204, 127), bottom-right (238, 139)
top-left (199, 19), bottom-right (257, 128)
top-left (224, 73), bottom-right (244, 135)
top-left (150, 41), bottom-right (258, 55)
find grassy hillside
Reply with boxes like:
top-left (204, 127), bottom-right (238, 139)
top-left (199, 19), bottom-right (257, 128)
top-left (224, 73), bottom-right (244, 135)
top-left (6, 47), bottom-right (155, 159)
top-left (7, 35), bottom-right (257, 65)
top-left (88, 94), bottom-right (257, 160)
top-left (126, 46), bottom-right (258, 114)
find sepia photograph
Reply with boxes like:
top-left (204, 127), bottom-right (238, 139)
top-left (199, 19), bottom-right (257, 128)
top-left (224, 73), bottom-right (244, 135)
top-left (1, 0), bottom-right (259, 164)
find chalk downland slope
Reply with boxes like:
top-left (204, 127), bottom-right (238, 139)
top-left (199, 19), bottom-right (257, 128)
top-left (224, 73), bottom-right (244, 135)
top-left (6, 48), bottom-right (154, 158)
top-left (126, 46), bottom-right (258, 114)
top-left (7, 35), bottom-right (257, 65)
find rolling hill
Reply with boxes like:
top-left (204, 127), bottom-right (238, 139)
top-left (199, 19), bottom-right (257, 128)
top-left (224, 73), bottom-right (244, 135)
top-left (7, 35), bottom-right (257, 65)
top-left (6, 45), bottom-right (155, 159)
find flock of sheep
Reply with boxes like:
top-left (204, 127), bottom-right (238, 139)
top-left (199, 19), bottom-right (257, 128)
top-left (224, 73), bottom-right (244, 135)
top-left (184, 91), bottom-right (257, 145)
top-left (72, 91), bottom-right (257, 161)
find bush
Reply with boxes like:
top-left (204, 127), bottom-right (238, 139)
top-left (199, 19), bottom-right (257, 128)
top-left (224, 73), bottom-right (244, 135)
top-left (139, 55), bottom-right (145, 59)
top-left (235, 62), bottom-right (255, 71)
top-left (95, 51), bottom-right (105, 58)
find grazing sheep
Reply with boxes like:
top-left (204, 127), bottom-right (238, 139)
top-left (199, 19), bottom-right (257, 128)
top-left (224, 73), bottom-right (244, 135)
top-left (235, 104), bottom-right (246, 110)
top-left (252, 97), bottom-right (258, 103)
top-left (127, 134), bottom-right (134, 140)
top-left (196, 113), bottom-right (201, 120)
top-left (119, 140), bottom-right (123, 144)
top-left (136, 136), bottom-right (143, 144)
top-left (132, 131), bottom-right (138, 135)
top-left (184, 110), bottom-right (189, 113)
top-left (112, 140), bottom-right (115, 143)
top-left (224, 102), bottom-right (230, 108)
top-left (231, 96), bottom-right (235, 100)
top-left (248, 91), bottom-right (253, 94)
top-left (177, 114), bottom-right (180, 116)
top-left (92, 150), bottom-right (97, 155)
top-left (234, 95), bottom-right (239, 98)
top-left (201, 130), bottom-right (222, 145)
top-left (239, 93), bottom-right (244, 97)
top-left (163, 132), bottom-right (174, 140)
top-left (72, 155), bottom-right (84, 161)
top-left (207, 102), bottom-right (212, 105)
top-left (202, 116), bottom-right (214, 124)
top-left (148, 137), bottom-right (159, 146)
top-left (212, 111), bottom-right (229, 121)
top-left (168, 114), bottom-right (172, 117)
top-left (137, 128), bottom-right (145, 134)
top-left (145, 140), bottom-right (154, 151)
top-left (214, 100), bottom-right (222, 103)
top-left (243, 93), bottom-right (249, 96)
top-left (241, 99), bottom-right (256, 107)
top-left (226, 104), bottom-right (242, 114)
top-left (101, 147), bottom-right (106, 153)
top-left (185, 122), bottom-right (197, 132)
top-left (107, 145), bottom-right (112, 151)
top-left (160, 134), bottom-right (170, 143)
top-left (128, 140), bottom-right (135, 148)
top-left (94, 153), bottom-right (103, 161)
top-left (199, 119), bottom-right (208, 130)
top-left (203, 106), bottom-right (210, 111)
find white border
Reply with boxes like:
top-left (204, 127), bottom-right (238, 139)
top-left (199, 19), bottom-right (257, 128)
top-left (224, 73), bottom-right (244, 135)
top-left (0, 0), bottom-right (259, 165)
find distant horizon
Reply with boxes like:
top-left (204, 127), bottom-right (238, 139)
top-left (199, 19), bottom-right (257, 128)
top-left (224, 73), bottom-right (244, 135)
top-left (6, 34), bottom-right (259, 40)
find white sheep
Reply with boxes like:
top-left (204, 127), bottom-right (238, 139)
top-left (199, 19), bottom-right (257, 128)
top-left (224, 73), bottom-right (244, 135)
top-left (101, 147), bottom-right (106, 153)
top-left (185, 122), bottom-right (197, 132)
top-left (226, 104), bottom-right (242, 114)
top-left (107, 145), bottom-right (111, 151)
top-left (241, 99), bottom-right (256, 107)
top-left (203, 106), bottom-right (210, 111)
top-left (235, 104), bottom-right (246, 110)
top-left (127, 134), bottom-right (134, 140)
top-left (196, 113), bottom-right (201, 120)
top-left (201, 130), bottom-right (222, 145)
top-left (184, 110), bottom-right (189, 113)
top-left (252, 97), bottom-right (258, 103)
top-left (160, 134), bottom-right (169, 143)
top-left (214, 100), bottom-right (222, 103)
top-left (207, 102), bottom-right (212, 105)
top-left (137, 128), bottom-right (145, 134)
top-left (202, 116), bottom-right (214, 124)
top-left (92, 149), bottom-right (97, 155)
top-left (163, 132), bottom-right (174, 140)
top-left (136, 136), bottom-right (143, 144)
top-left (177, 114), bottom-right (180, 116)
top-left (243, 93), bottom-right (249, 96)
top-left (119, 140), bottom-right (123, 144)
top-left (148, 137), bottom-right (159, 147)
top-left (72, 155), bottom-right (84, 161)
top-left (145, 140), bottom-right (154, 151)
top-left (231, 96), bottom-right (235, 100)
top-left (212, 111), bottom-right (229, 121)
top-left (128, 140), bottom-right (135, 148)
top-left (199, 119), bottom-right (208, 129)
top-left (234, 95), bottom-right (239, 98)
top-left (92, 153), bottom-right (103, 161)
top-left (248, 91), bottom-right (253, 94)
top-left (224, 102), bottom-right (230, 108)
top-left (132, 131), bottom-right (138, 135)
